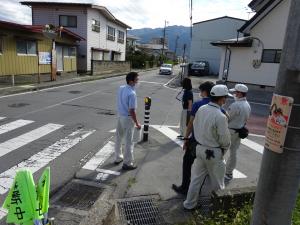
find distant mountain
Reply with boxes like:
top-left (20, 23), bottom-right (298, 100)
top-left (128, 25), bottom-right (191, 57)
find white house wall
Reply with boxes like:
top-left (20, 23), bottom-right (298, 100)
top-left (87, 9), bottom-right (126, 71)
top-left (220, 0), bottom-right (291, 87)
top-left (190, 18), bottom-right (245, 75)
top-left (32, 5), bottom-right (88, 71)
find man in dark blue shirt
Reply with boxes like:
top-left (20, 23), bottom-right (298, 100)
top-left (172, 81), bottom-right (215, 194)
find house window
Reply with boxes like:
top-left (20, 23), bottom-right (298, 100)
top-left (118, 30), bottom-right (124, 44)
top-left (63, 46), bottom-right (76, 57)
top-left (262, 49), bottom-right (282, 63)
top-left (107, 26), bottom-right (115, 41)
top-left (92, 19), bottom-right (100, 32)
top-left (59, 15), bottom-right (77, 28)
top-left (16, 40), bottom-right (37, 55)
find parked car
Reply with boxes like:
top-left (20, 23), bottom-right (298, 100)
top-left (159, 64), bottom-right (173, 75)
top-left (189, 61), bottom-right (209, 76)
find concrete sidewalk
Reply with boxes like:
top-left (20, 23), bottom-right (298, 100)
top-left (0, 68), bottom-right (158, 97)
top-left (48, 126), bottom-right (261, 225)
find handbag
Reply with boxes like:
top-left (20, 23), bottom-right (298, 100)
top-left (234, 126), bottom-right (249, 139)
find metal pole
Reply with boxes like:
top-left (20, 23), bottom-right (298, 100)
top-left (162, 20), bottom-right (167, 59)
top-left (143, 97), bottom-right (151, 142)
top-left (251, 1), bottom-right (300, 224)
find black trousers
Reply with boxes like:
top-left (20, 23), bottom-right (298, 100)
top-left (181, 139), bottom-right (197, 191)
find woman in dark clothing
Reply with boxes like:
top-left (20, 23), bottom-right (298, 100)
top-left (178, 78), bottom-right (193, 139)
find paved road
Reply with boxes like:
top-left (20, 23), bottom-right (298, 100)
top-left (0, 67), bottom-right (268, 223)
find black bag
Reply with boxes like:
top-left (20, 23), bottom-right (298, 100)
top-left (235, 126), bottom-right (249, 139)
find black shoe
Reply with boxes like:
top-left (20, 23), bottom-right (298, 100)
top-left (114, 159), bottom-right (123, 165)
top-left (122, 164), bottom-right (137, 170)
top-left (183, 206), bottom-right (200, 212)
top-left (177, 135), bottom-right (184, 140)
top-left (172, 184), bottom-right (188, 195)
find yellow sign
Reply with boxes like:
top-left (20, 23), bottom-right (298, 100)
top-left (265, 94), bottom-right (294, 153)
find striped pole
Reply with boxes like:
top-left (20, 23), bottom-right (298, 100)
top-left (143, 97), bottom-right (152, 142)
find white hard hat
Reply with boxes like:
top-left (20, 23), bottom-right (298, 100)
top-left (229, 84), bottom-right (248, 93)
top-left (210, 84), bottom-right (231, 97)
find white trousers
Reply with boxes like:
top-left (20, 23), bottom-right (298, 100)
top-left (179, 109), bottom-right (188, 136)
top-left (183, 145), bottom-right (225, 209)
top-left (225, 130), bottom-right (241, 175)
top-left (114, 116), bottom-right (135, 165)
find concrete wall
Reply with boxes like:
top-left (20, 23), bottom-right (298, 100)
top-left (190, 17), bottom-right (245, 75)
top-left (218, 0), bottom-right (291, 87)
top-left (92, 61), bottom-right (130, 75)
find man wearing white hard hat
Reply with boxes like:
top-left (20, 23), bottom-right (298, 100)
top-left (225, 84), bottom-right (251, 181)
top-left (183, 85), bottom-right (231, 210)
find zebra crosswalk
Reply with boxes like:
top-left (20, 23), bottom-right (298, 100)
top-left (0, 115), bottom-right (96, 221)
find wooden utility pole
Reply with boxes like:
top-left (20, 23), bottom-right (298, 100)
top-left (162, 20), bottom-right (168, 57)
top-left (251, 1), bottom-right (300, 224)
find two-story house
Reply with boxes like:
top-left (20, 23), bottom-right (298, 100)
top-left (212, 0), bottom-right (291, 89)
top-left (21, 1), bottom-right (131, 73)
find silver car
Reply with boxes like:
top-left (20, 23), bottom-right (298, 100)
top-left (159, 64), bottom-right (173, 75)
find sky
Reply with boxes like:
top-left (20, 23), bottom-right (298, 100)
top-left (1, 0), bottom-right (254, 29)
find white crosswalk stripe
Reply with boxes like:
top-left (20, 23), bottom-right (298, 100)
top-left (0, 123), bottom-right (63, 158)
top-left (151, 125), bottom-right (248, 179)
top-left (82, 141), bottom-right (118, 181)
top-left (0, 129), bottom-right (95, 195)
top-left (0, 119), bottom-right (34, 135)
top-left (0, 117), bottom-right (5, 121)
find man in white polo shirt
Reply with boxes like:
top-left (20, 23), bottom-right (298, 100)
top-left (183, 85), bottom-right (231, 210)
top-left (114, 72), bottom-right (141, 170)
top-left (225, 84), bottom-right (251, 181)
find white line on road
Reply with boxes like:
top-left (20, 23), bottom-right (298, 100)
top-left (0, 117), bottom-right (5, 121)
top-left (82, 141), bottom-right (115, 171)
top-left (140, 81), bottom-right (165, 85)
top-left (0, 123), bottom-right (64, 158)
top-left (248, 101), bottom-right (270, 107)
top-left (0, 129), bottom-right (95, 195)
top-left (96, 168), bottom-right (121, 176)
top-left (241, 138), bottom-right (264, 154)
top-left (151, 125), bottom-right (247, 179)
top-left (248, 133), bottom-right (265, 138)
top-left (0, 119), bottom-right (34, 135)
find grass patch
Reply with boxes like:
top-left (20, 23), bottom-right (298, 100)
top-left (179, 192), bottom-right (300, 225)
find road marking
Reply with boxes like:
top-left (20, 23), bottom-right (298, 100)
top-left (0, 129), bottom-right (95, 195)
top-left (233, 169), bottom-right (247, 178)
top-left (96, 173), bottom-right (110, 181)
top-left (96, 168), bottom-right (120, 176)
top-left (152, 125), bottom-right (247, 179)
top-left (0, 117), bottom-right (5, 121)
top-left (140, 81), bottom-right (165, 85)
top-left (82, 141), bottom-right (115, 171)
top-left (241, 138), bottom-right (264, 154)
top-left (248, 101), bottom-right (270, 107)
top-left (109, 129), bottom-right (116, 133)
top-left (0, 208), bottom-right (7, 221)
top-left (0, 119), bottom-right (34, 135)
top-left (248, 133), bottom-right (265, 138)
top-left (151, 125), bottom-right (183, 147)
top-left (0, 123), bottom-right (64, 158)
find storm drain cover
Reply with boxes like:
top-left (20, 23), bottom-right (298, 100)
top-left (198, 196), bottom-right (212, 216)
top-left (117, 198), bottom-right (166, 225)
top-left (55, 183), bottom-right (103, 210)
top-left (69, 90), bottom-right (81, 94)
top-left (8, 103), bottom-right (30, 108)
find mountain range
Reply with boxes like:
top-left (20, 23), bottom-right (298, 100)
top-left (128, 25), bottom-right (191, 56)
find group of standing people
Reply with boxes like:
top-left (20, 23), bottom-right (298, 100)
top-left (112, 72), bottom-right (251, 211)
top-left (174, 77), bottom-right (251, 210)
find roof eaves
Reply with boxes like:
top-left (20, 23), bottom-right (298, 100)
top-left (193, 16), bottom-right (246, 25)
top-left (20, 1), bottom-right (92, 7)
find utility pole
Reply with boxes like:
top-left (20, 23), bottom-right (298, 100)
top-left (189, 0), bottom-right (193, 38)
top-left (251, 1), bottom-right (300, 224)
top-left (161, 20), bottom-right (168, 58)
top-left (174, 35), bottom-right (179, 62)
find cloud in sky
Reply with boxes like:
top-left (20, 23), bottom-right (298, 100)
top-left (1, 0), bottom-right (253, 29)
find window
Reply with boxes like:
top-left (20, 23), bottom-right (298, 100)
top-left (107, 26), bottom-right (115, 41)
top-left (0, 37), bottom-right (3, 54)
top-left (118, 30), bottom-right (124, 44)
top-left (16, 40), bottom-right (37, 55)
top-left (59, 15), bottom-right (77, 28)
top-left (63, 47), bottom-right (76, 57)
top-left (262, 49), bottom-right (282, 63)
top-left (92, 19), bottom-right (100, 32)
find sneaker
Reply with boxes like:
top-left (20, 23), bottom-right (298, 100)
top-left (172, 184), bottom-right (188, 195)
top-left (114, 159), bottom-right (123, 165)
top-left (122, 164), bottom-right (137, 170)
top-left (225, 173), bottom-right (233, 181)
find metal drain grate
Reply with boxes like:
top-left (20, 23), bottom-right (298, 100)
top-left (117, 198), bottom-right (166, 225)
top-left (55, 183), bottom-right (103, 210)
top-left (198, 196), bottom-right (212, 216)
